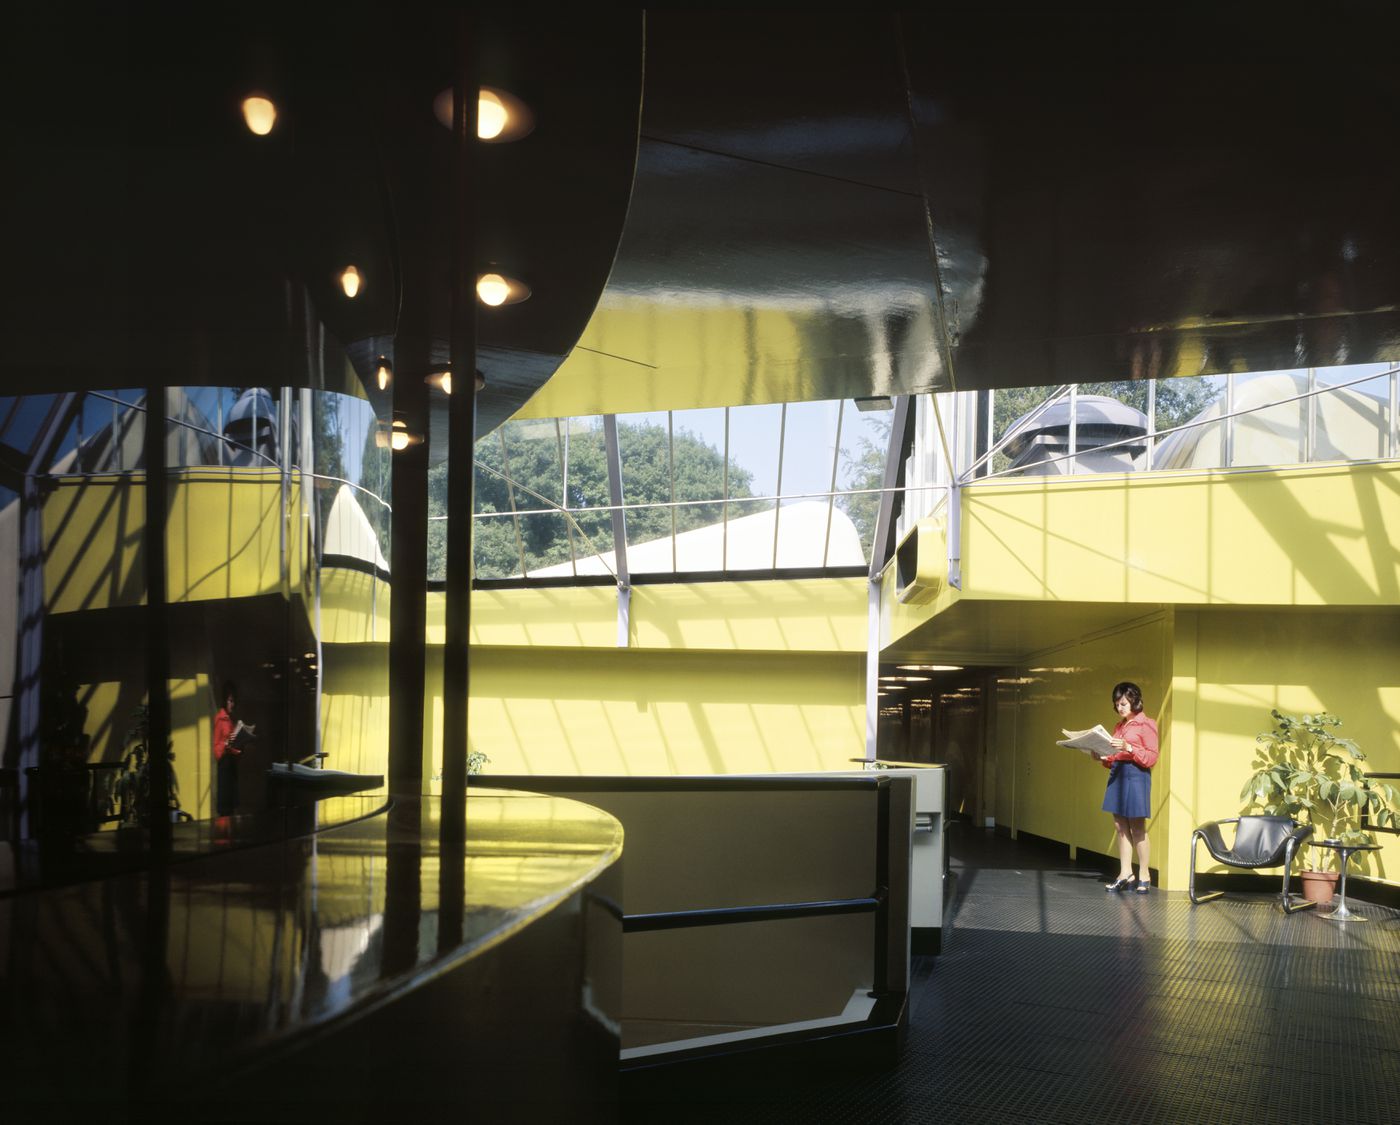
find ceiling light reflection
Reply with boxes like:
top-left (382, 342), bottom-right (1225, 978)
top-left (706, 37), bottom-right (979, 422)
top-left (241, 96), bottom-right (276, 136)
top-left (476, 272), bottom-right (530, 306)
top-left (431, 85), bottom-right (534, 142)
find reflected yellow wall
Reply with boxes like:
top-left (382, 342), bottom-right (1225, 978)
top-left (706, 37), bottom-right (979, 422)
top-left (59, 675), bottom-right (213, 821)
top-left (171, 674), bottom-right (213, 818)
top-left (44, 471), bottom-right (306, 612)
top-left (320, 645), bottom-right (390, 785)
top-left (43, 476), bottom-right (145, 613)
top-left (517, 302), bottom-right (817, 418)
top-left (321, 568), bottom-right (390, 644)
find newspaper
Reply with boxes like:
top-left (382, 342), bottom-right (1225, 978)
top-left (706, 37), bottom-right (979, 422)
top-left (1056, 724), bottom-right (1116, 759)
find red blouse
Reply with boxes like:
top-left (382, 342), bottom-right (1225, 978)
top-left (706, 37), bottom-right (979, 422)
top-left (213, 708), bottom-right (238, 761)
top-left (1102, 713), bottom-right (1159, 770)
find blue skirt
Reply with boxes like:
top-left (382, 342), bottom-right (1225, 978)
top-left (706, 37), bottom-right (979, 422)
top-left (1102, 761), bottom-right (1151, 818)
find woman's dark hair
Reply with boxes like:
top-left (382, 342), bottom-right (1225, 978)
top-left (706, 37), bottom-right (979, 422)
top-left (1112, 681), bottom-right (1143, 713)
top-left (222, 680), bottom-right (238, 707)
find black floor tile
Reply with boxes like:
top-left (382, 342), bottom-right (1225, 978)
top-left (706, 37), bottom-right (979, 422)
top-left (624, 828), bottom-right (1400, 1124)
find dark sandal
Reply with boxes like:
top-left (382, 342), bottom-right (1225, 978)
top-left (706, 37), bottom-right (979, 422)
top-left (1135, 879), bottom-right (1151, 894)
top-left (1106, 876), bottom-right (1134, 892)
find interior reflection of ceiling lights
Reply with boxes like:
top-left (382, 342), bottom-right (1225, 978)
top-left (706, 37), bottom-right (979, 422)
top-left (240, 95), bottom-right (277, 135)
top-left (476, 271), bottom-right (530, 307)
top-left (375, 417), bottom-right (422, 452)
top-left (897, 664), bottom-right (964, 672)
top-left (431, 85), bottom-right (535, 142)
top-left (880, 675), bottom-right (931, 683)
top-left (340, 265), bottom-right (362, 298)
top-left (375, 357), bottom-right (392, 391)
top-left (880, 684), bottom-right (906, 691)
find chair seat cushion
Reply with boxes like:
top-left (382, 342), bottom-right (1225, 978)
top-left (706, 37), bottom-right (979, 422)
top-left (1195, 816), bottom-right (1306, 868)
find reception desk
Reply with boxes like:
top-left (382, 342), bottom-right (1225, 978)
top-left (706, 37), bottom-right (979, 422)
top-left (475, 773), bottom-right (912, 1072)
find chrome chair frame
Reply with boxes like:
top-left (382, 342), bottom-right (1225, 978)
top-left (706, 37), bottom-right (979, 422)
top-left (1188, 815), bottom-right (1315, 913)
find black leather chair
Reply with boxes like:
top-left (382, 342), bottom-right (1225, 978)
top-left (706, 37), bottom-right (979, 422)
top-left (1188, 815), bottom-right (1315, 913)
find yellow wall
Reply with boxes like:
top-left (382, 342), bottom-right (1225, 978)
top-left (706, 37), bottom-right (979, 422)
top-left (960, 462), bottom-right (1400, 607)
top-left (1165, 607), bottom-right (1400, 889)
top-left (977, 604), bottom-right (1400, 892)
top-left (318, 578), bottom-right (869, 785)
top-left (442, 647), bottom-right (865, 777)
top-left (456, 578), bottom-right (867, 652)
top-left (992, 614), bottom-right (1173, 873)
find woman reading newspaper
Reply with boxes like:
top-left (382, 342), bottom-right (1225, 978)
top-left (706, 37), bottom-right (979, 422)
top-left (1102, 681), bottom-right (1159, 893)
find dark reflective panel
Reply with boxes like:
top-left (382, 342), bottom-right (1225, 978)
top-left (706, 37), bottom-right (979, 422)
top-left (0, 793), bottom-right (621, 1114)
top-left (3, 392), bottom-right (151, 863)
top-left (2, 364), bottom-right (391, 866)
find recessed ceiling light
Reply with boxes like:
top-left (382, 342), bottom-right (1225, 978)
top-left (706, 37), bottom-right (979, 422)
top-left (897, 664), bottom-right (964, 672)
top-left (375, 357), bottom-right (392, 391)
top-left (880, 675), bottom-right (931, 683)
top-left (241, 95), bottom-right (277, 136)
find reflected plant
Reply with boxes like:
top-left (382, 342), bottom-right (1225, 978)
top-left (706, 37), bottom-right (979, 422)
top-left (117, 705), bottom-right (186, 827)
top-left (1240, 709), bottom-right (1398, 869)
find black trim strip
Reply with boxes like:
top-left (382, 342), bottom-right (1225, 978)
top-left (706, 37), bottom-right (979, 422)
top-left (624, 896), bottom-right (881, 933)
top-left (322, 553), bottom-right (391, 582)
top-left (471, 774), bottom-right (887, 794)
top-left (467, 564), bottom-right (867, 592)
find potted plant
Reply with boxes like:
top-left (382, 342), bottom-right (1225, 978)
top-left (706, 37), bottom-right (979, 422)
top-left (1241, 710), bottom-right (1398, 902)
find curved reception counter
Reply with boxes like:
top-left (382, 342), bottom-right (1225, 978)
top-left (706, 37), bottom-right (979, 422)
top-left (0, 791), bottom-right (623, 1123)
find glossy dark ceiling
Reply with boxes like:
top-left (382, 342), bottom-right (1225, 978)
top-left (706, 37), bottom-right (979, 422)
top-left (523, 8), bottom-right (1400, 419)
top-left (5, 5), bottom-right (642, 441)
top-left (7, 7), bottom-right (1400, 435)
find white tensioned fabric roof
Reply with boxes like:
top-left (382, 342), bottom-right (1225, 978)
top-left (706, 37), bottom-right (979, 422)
top-left (1154, 372), bottom-right (1393, 470)
top-left (530, 499), bottom-right (865, 578)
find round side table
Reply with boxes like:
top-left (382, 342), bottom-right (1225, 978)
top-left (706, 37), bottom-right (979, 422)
top-left (1312, 839), bottom-right (1380, 921)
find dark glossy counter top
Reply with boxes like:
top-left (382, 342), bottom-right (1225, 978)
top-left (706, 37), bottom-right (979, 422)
top-left (0, 790), bottom-right (623, 1112)
top-left (0, 795), bottom-right (388, 897)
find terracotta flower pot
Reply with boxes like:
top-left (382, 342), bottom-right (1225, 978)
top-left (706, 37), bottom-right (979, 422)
top-left (1299, 869), bottom-right (1340, 905)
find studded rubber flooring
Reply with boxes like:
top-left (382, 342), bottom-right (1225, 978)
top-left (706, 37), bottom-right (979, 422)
top-left (624, 826), bottom-right (1400, 1124)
